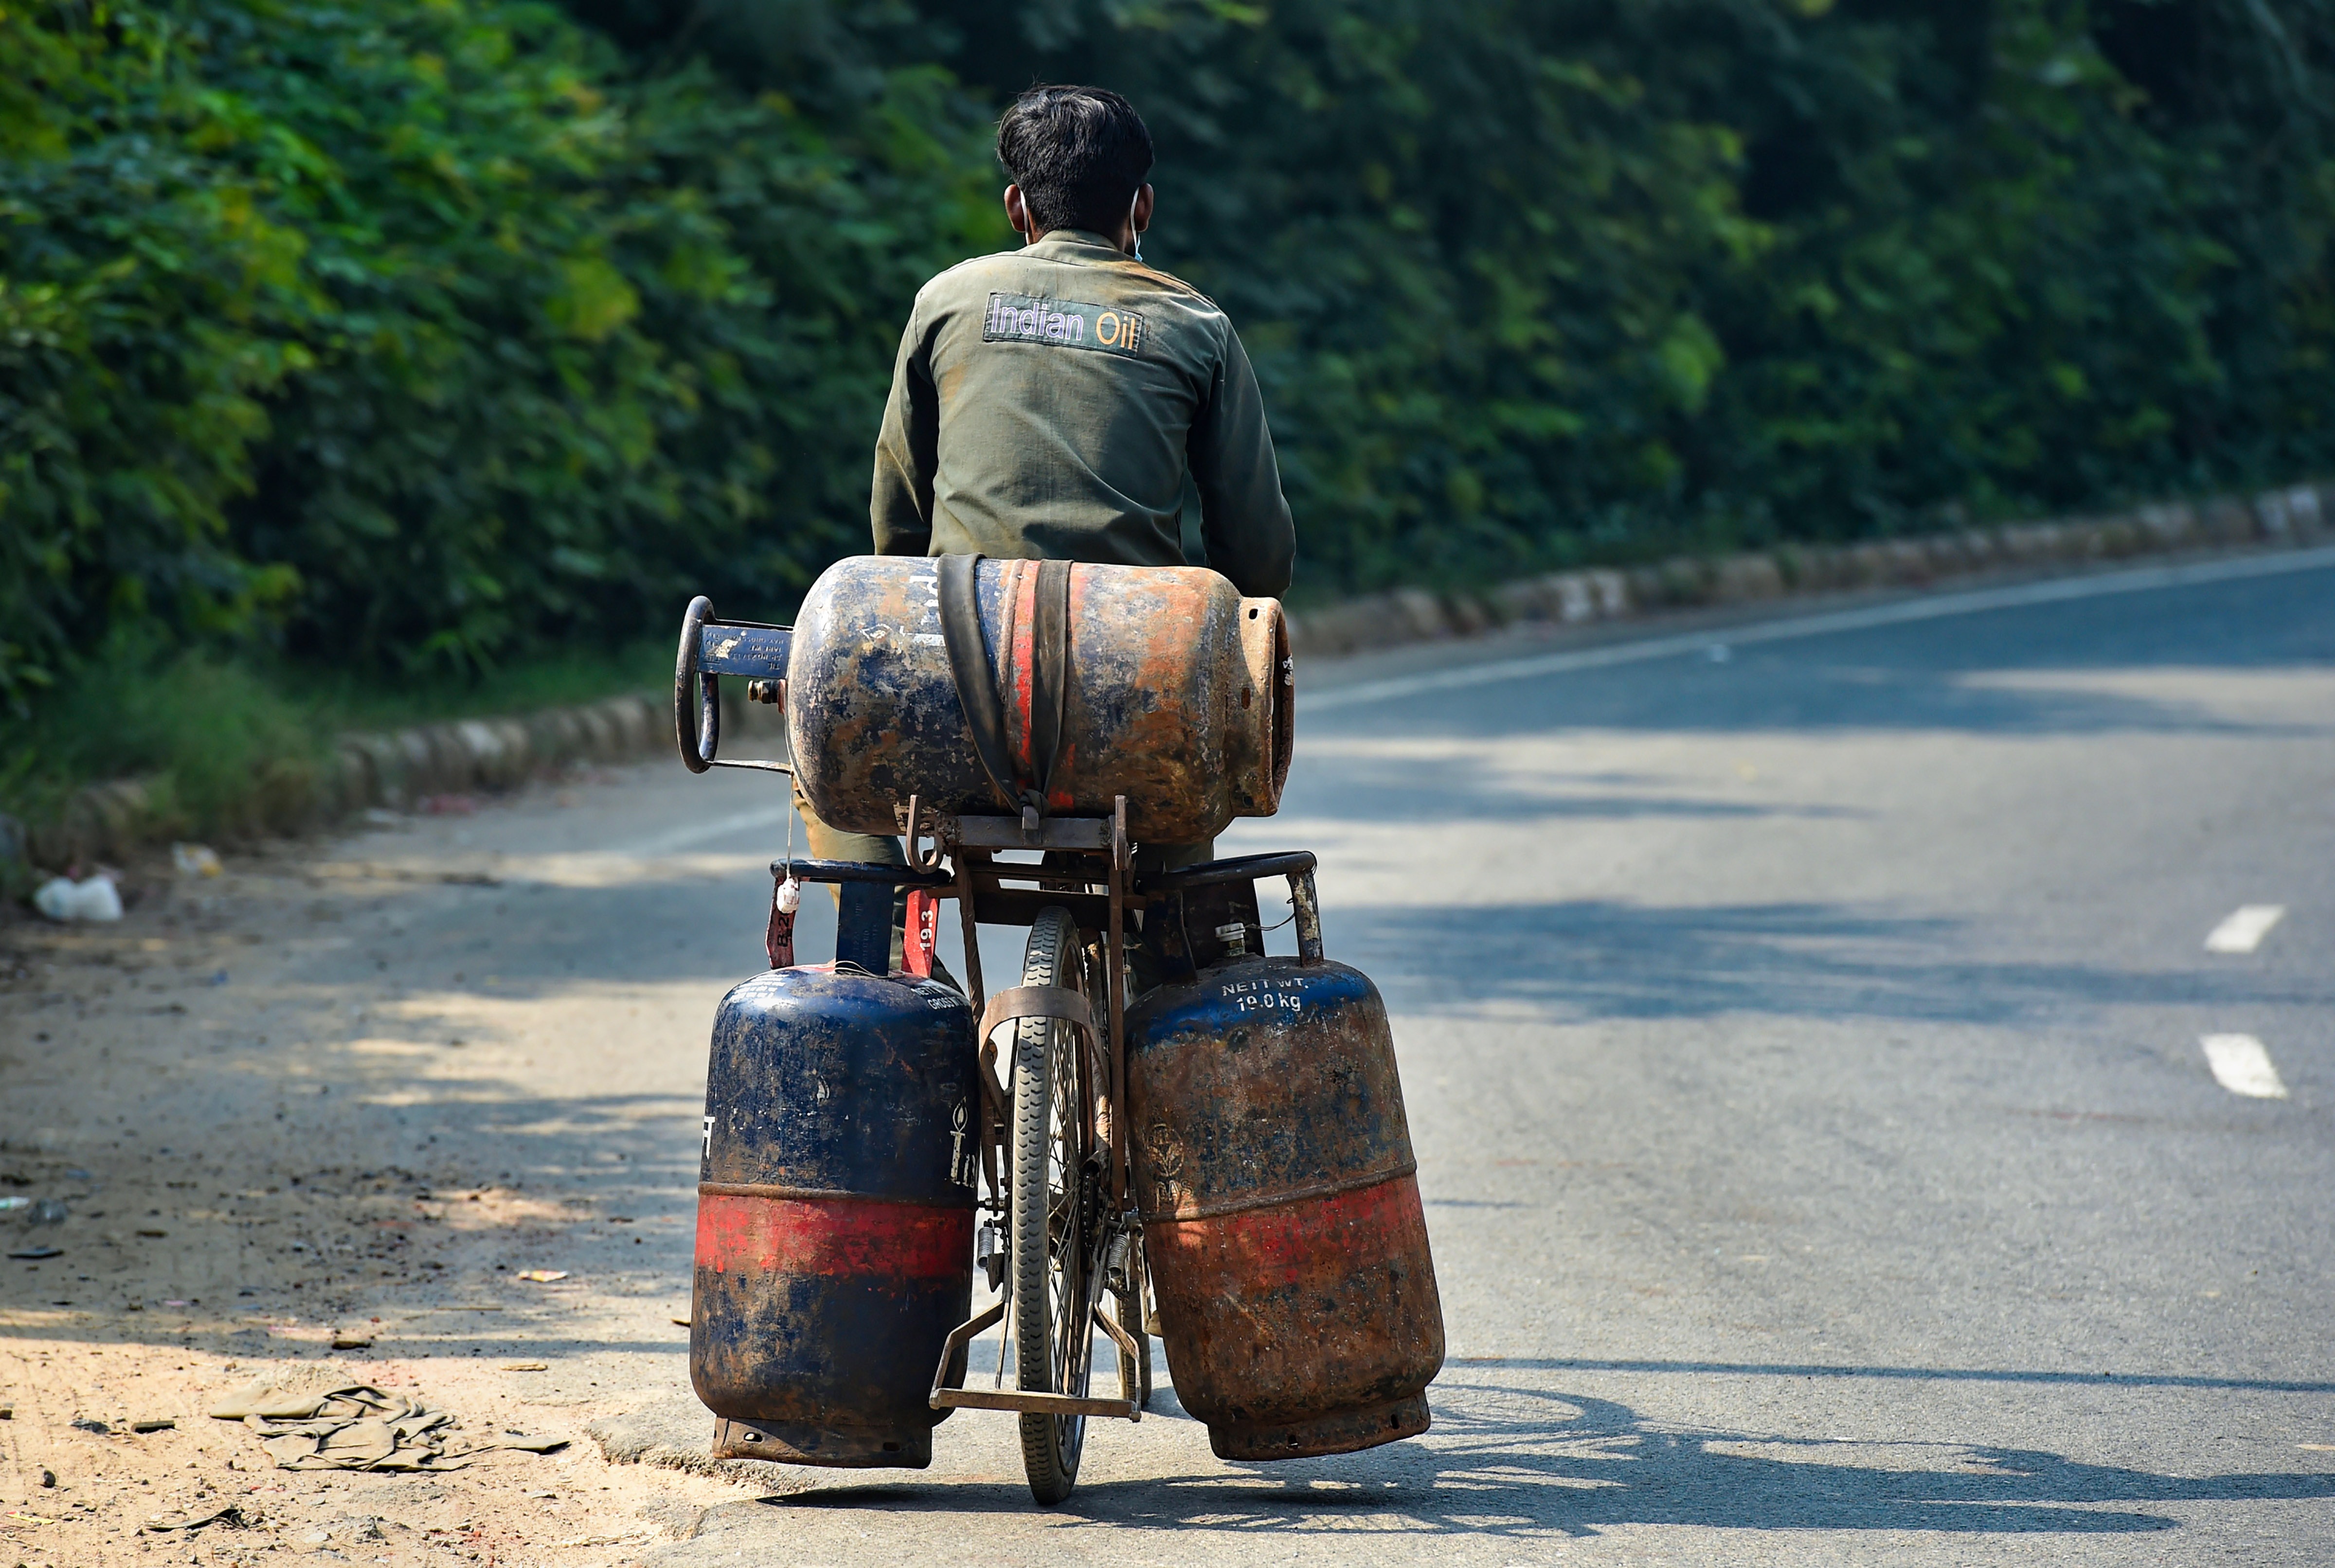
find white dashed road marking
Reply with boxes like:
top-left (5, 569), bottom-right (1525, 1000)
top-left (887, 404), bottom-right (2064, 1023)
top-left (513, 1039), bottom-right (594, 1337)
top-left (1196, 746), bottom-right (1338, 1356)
top-left (2201, 1034), bottom-right (2289, 1099)
top-left (2205, 905), bottom-right (2286, 954)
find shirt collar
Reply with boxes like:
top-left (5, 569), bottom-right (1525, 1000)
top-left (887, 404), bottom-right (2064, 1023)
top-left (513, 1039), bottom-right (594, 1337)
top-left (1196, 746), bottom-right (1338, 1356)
top-left (1024, 228), bottom-right (1129, 262)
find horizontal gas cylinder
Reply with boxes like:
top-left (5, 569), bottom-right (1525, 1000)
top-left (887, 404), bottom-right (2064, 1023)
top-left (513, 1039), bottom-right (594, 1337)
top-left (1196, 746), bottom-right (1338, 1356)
top-left (692, 962), bottom-right (979, 1468)
top-left (1124, 855), bottom-right (1444, 1461)
top-left (784, 555), bottom-right (1290, 842)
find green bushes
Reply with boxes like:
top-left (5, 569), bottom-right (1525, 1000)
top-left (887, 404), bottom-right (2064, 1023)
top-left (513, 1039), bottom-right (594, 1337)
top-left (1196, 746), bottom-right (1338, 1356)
top-left (5, 0), bottom-right (2333, 739)
top-left (899, 0), bottom-right (2335, 594)
top-left (0, 0), bottom-right (1002, 722)
top-left (1, 0), bottom-right (311, 713)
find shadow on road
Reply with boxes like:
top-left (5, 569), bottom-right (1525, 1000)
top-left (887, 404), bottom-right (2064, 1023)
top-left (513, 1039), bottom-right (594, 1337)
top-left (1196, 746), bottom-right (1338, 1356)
top-left (1323, 899), bottom-right (2327, 1025)
top-left (1297, 561), bottom-right (2335, 744)
top-left (685, 1381), bottom-right (2335, 1544)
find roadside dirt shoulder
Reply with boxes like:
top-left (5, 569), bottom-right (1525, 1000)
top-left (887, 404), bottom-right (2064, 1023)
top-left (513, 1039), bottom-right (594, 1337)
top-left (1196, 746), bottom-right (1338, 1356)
top-left (0, 779), bottom-right (770, 1566)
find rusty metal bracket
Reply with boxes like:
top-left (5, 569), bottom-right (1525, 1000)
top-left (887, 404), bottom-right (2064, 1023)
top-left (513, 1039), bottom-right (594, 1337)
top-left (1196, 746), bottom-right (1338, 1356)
top-left (1089, 1298), bottom-right (1144, 1418)
top-left (976, 1037), bottom-right (1009, 1136)
top-left (978, 985), bottom-right (1096, 1045)
top-left (1106, 796), bottom-right (1129, 1207)
top-left (952, 853), bottom-right (986, 1013)
top-left (1289, 867), bottom-right (1325, 964)
top-left (900, 795), bottom-right (951, 872)
top-left (928, 1301), bottom-right (1141, 1421)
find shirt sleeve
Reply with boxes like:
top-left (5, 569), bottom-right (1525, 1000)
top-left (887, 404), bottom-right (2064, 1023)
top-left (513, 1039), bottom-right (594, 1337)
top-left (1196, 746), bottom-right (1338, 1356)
top-left (1187, 320), bottom-right (1295, 598)
top-left (870, 297), bottom-right (938, 556)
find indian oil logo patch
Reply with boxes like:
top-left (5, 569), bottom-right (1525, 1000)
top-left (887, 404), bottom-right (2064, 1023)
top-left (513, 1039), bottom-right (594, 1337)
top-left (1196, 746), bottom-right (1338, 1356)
top-left (983, 292), bottom-right (1146, 357)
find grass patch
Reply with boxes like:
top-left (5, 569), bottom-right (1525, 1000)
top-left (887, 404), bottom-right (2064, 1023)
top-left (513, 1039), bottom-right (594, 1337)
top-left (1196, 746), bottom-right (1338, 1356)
top-left (0, 634), bottom-right (668, 864)
top-left (272, 639), bottom-right (669, 732)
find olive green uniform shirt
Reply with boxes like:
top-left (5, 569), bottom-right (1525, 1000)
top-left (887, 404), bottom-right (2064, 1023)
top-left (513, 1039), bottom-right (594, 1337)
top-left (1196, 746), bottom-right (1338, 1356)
top-left (870, 229), bottom-right (1295, 598)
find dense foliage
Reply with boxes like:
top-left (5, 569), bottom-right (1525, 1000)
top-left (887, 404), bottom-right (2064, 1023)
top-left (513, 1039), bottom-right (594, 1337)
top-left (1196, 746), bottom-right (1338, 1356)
top-left (0, 0), bottom-right (999, 714)
top-left (4, 0), bottom-right (2332, 720)
top-left (908, 0), bottom-right (2335, 586)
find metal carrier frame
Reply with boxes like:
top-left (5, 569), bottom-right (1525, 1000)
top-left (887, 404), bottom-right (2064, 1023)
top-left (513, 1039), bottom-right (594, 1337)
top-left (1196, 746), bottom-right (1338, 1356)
top-left (676, 598), bottom-right (1209, 1500)
top-left (911, 799), bottom-right (1149, 1428)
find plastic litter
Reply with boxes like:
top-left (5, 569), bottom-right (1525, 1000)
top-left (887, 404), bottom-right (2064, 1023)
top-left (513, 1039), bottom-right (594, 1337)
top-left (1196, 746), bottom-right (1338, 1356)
top-left (33, 874), bottom-right (123, 923)
top-left (0, 1197), bottom-right (29, 1213)
top-left (514, 1269), bottom-right (568, 1283)
top-left (6, 1245), bottom-right (61, 1260)
top-left (171, 843), bottom-right (224, 877)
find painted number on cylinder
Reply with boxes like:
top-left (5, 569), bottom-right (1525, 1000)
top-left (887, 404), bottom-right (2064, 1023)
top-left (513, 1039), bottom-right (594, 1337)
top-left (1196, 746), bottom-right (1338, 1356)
top-left (1220, 977), bottom-right (1306, 1016)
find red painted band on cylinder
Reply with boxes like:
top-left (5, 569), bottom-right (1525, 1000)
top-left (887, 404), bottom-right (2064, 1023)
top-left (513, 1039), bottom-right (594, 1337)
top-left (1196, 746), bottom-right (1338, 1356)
top-left (696, 1193), bottom-right (970, 1281)
top-left (1144, 1173), bottom-right (1428, 1287)
top-left (1009, 560), bottom-right (1038, 777)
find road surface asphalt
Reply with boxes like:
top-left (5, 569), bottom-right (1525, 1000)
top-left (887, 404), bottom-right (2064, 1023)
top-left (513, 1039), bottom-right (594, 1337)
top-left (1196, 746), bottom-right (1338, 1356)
top-left (2, 544), bottom-right (2331, 1565)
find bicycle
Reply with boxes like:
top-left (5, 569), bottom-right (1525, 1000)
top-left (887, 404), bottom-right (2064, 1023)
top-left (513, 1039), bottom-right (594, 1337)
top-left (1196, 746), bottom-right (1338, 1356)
top-left (906, 799), bottom-right (1153, 1504)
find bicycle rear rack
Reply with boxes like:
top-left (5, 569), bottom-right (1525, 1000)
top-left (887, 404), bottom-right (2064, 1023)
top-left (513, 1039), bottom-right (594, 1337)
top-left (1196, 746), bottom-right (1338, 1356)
top-left (929, 1300), bottom-right (1144, 1421)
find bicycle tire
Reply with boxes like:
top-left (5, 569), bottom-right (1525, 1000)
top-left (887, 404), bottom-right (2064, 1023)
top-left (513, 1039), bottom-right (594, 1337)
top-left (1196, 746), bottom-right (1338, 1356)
top-left (1010, 905), bottom-right (1094, 1504)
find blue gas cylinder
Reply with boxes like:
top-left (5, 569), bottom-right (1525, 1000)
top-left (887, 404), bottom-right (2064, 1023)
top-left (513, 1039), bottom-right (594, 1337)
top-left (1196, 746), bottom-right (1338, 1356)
top-left (691, 962), bottom-right (979, 1468)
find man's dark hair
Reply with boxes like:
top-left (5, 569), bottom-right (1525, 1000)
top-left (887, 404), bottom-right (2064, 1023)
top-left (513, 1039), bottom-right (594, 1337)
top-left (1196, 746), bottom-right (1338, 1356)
top-left (997, 86), bottom-right (1154, 237)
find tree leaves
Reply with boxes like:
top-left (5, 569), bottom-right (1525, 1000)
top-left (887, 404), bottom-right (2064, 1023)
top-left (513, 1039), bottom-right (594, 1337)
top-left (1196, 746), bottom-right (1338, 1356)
top-left (5, 0), bottom-right (2331, 716)
top-left (0, 0), bottom-right (1001, 706)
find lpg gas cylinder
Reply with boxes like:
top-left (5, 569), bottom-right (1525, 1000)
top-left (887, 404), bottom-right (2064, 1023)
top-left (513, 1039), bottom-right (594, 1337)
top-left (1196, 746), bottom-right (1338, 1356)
top-left (692, 962), bottom-right (980, 1468)
top-left (784, 555), bottom-right (1290, 842)
top-left (1124, 853), bottom-right (1444, 1461)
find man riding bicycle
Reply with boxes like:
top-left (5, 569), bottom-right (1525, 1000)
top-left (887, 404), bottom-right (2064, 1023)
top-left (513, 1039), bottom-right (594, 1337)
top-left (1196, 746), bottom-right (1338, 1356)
top-left (797, 85), bottom-right (1296, 901)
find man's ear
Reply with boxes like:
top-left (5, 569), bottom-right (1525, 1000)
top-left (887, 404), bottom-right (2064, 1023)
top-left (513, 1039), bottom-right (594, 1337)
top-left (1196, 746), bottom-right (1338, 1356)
top-left (1004, 184), bottom-right (1030, 240)
top-left (1132, 183), bottom-right (1155, 234)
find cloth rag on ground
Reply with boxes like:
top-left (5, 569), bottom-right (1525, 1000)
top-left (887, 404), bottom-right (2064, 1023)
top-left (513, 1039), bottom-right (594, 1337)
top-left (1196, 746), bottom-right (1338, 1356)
top-left (207, 1378), bottom-right (565, 1471)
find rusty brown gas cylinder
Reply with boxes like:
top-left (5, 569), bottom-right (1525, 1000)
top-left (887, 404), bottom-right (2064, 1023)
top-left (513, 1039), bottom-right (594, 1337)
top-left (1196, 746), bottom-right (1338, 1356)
top-left (1125, 956), bottom-right (1444, 1461)
top-left (786, 556), bottom-right (1290, 842)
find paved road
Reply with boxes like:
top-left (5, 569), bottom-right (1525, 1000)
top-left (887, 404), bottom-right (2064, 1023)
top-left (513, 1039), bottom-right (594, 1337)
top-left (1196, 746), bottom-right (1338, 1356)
top-left (6, 547), bottom-right (2332, 1563)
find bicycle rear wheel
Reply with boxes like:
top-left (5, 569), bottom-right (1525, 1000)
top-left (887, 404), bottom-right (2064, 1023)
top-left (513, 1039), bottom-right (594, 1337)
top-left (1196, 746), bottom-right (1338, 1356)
top-left (1009, 906), bottom-right (1099, 1505)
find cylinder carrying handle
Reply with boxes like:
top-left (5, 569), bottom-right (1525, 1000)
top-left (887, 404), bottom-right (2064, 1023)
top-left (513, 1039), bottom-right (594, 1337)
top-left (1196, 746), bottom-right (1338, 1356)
top-left (675, 596), bottom-right (720, 772)
top-left (673, 597), bottom-right (796, 776)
